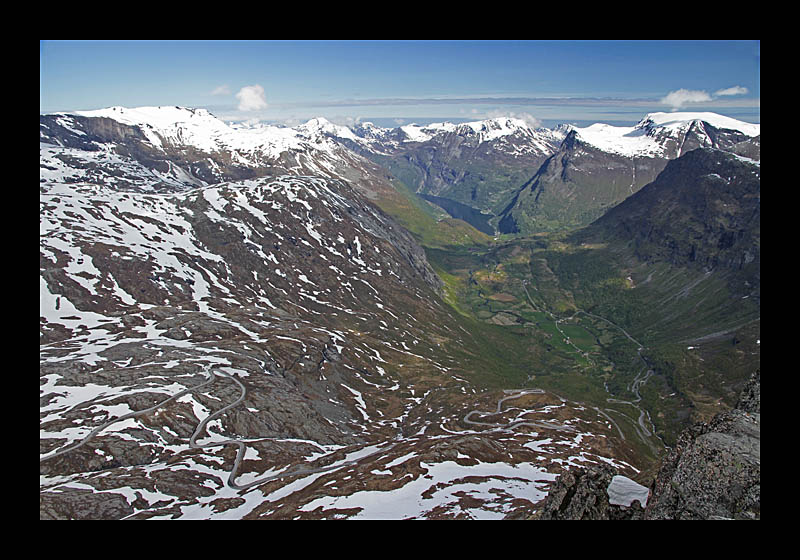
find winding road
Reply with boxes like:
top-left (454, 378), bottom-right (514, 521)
top-left (463, 389), bottom-right (577, 433)
top-left (186, 371), bottom-right (401, 491)
top-left (39, 370), bottom-right (218, 464)
top-left (40, 368), bottom-right (402, 492)
top-left (520, 280), bottom-right (665, 451)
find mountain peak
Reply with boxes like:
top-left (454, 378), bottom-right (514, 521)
top-left (297, 117), bottom-right (359, 141)
top-left (455, 117), bottom-right (533, 138)
top-left (636, 112), bottom-right (760, 137)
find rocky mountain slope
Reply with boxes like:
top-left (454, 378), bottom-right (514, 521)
top-left (581, 147), bottom-right (760, 274)
top-left (40, 107), bottom-right (652, 519)
top-left (566, 146), bottom-right (761, 356)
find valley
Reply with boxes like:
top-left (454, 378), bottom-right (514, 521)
top-left (40, 106), bottom-right (759, 519)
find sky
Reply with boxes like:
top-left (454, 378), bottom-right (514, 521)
top-left (40, 40), bottom-right (760, 128)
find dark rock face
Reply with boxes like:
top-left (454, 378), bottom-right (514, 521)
top-left (41, 487), bottom-right (135, 520)
top-left (731, 135), bottom-right (760, 161)
top-left (736, 369), bottom-right (760, 414)
top-left (530, 464), bottom-right (644, 520)
top-left (40, 114), bottom-right (145, 148)
top-left (643, 370), bottom-right (760, 520)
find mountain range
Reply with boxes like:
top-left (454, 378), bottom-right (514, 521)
top-left (40, 106), bottom-right (760, 235)
top-left (40, 105), bottom-right (760, 519)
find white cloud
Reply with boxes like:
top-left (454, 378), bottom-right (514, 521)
top-left (235, 85), bottom-right (268, 111)
top-left (714, 85), bottom-right (749, 97)
top-left (333, 115), bottom-right (363, 126)
top-left (210, 85), bottom-right (231, 96)
top-left (486, 110), bottom-right (542, 128)
top-left (660, 89), bottom-right (713, 110)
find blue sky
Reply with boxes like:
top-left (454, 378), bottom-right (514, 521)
top-left (40, 40), bottom-right (760, 128)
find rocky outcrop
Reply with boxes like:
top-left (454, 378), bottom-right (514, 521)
top-left (530, 370), bottom-right (760, 520)
top-left (529, 464), bottom-right (644, 520)
top-left (41, 487), bottom-right (135, 520)
top-left (643, 370), bottom-right (760, 520)
top-left (40, 114), bottom-right (149, 150)
top-left (735, 369), bottom-right (760, 414)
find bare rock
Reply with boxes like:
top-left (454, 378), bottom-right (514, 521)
top-left (643, 370), bottom-right (760, 520)
top-left (530, 464), bottom-right (643, 520)
top-left (40, 487), bottom-right (134, 520)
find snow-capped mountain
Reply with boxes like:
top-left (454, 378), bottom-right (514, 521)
top-left (326, 111), bottom-right (760, 236)
top-left (70, 106), bottom-right (335, 162)
top-left (636, 111), bottom-right (760, 137)
top-left (40, 107), bottom-right (397, 200)
top-left (40, 105), bottom-right (760, 237)
top-left (43, 106), bottom-right (759, 171)
top-left (340, 116), bottom-right (567, 157)
top-left (334, 117), bottom-right (569, 227)
top-left (397, 117), bottom-right (567, 153)
top-left (569, 112), bottom-right (760, 159)
top-left (497, 112), bottom-right (760, 233)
